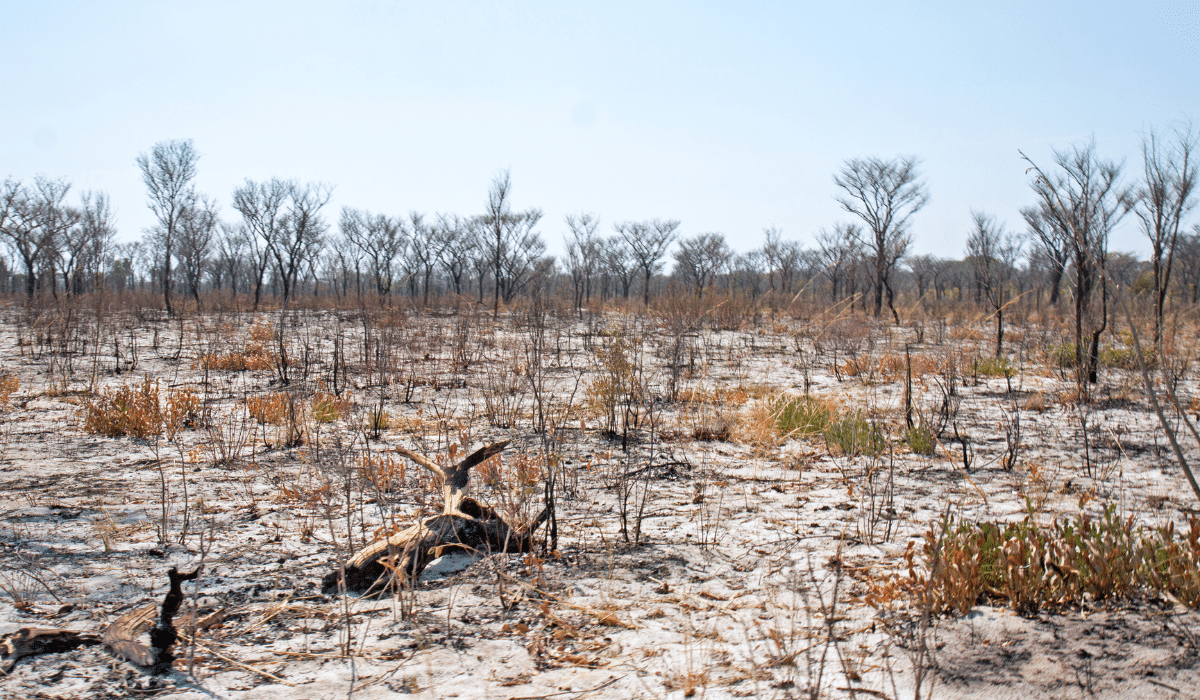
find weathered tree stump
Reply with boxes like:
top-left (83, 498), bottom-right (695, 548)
top-left (104, 566), bottom-right (199, 675)
top-left (323, 440), bottom-right (549, 593)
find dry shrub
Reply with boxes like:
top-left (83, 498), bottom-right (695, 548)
top-left (164, 387), bottom-right (202, 439)
top-left (196, 341), bottom-right (274, 371)
top-left (476, 450), bottom-right (545, 527)
top-left (736, 400), bottom-right (781, 448)
top-left (360, 452), bottom-right (406, 492)
top-left (948, 323), bottom-right (984, 341)
top-left (0, 373), bottom-right (18, 408)
top-left (691, 413), bottom-right (734, 442)
top-left (84, 377), bottom-right (163, 439)
top-left (248, 321), bottom-right (274, 342)
top-left (840, 356), bottom-right (873, 378)
top-left (1022, 391), bottom-right (1053, 413)
top-left (677, 384), bottom-right (771, 407)
top-left (840, 352), bottom-right (939, 382)
top-left (247, 392), bottom-right (290, 425)
top-left (869, 507), bottom-right (1200, 616)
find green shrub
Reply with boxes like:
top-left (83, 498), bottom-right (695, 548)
top-left (1048, 343), bottom-right (1077, 369)
top-left (773, 395), bottom-right (831, 438)
top-left (905, 421), bottom-right (938, 456)
top-left (824, 413), bottom-right (885, 457)
top-left (1099, 346), bottom-right (1136, 369)
top-left (972, 356), bottom-right (1016, 378)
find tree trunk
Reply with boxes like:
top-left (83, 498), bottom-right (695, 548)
top-left (324, 441), bottom-right (549, 593)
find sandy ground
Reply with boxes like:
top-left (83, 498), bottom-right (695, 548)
top-left (0, 305), bottom-right (1197, 699)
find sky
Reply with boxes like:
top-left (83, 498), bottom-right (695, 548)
top-left (2, 1), bottom-right (1198, 261)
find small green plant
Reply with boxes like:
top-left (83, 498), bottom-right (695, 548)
top-left (823, 413), bottom-right (885, 457)
top-left (905, 421), bottom-right (938, 456)
top-left (773, 395), bottom-right (831, 438)
top-left (972, 356), bottom-right (1015, 378)
top-left (311, 390), bottom-right (351, 423)
top-left (1099, 346), bottom-right (1138, 369)
top-left (1047, 343), bottom-right (1076, 369)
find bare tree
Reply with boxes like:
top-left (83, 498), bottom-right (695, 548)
top-left (1134, 123), bottom-right (1198, 348)
top-left (409, 212), bottom-right (447, 304)
top-left (672, 232), bottom-right (731, 299)
top-left (617, 218), bottom-right (679, 306)
top-left (761, 227), bottom-right (804, 294)
top-left (833, 155), bottom-right (928, 321)
top-left (213, 222), bottom-right (248, 296)
top-left (564, 212), bottom-right (601, 314)
top-left (1176, 225), bottom-right (1200, 304)
top-left (137, 139), bottom-right (199, 314)
top-left (730, 250), bottom-right (767, 298)
top-left (272, 182), bottom-right (332, 306)
top-left (1023, 141), bottom-right (1135, 385)
top-left (63, 191), bottom-right (116, 296)
top-left (0, 177), bottom-right (77, 299)
top-left (966, 211), bottom-right (1022, 356)
top-left (480, 170), bottom-right (544, 314)
top-left (175, 196), bottom-right (219, 307)
top-left (602, 236), bottom-right (637, 300)
top-left (340, 207), bottom-right (406, 297)
top-left (1021, 205), bottom-right (1070, 306)
top-left (816, 222), bottom-right (863, 303)
top-left (231, 178), bottom-right (292, 309)
top-left (907, 253), bottom-right (939, 305)
top-left (436, 214), bottom-right (476, 297)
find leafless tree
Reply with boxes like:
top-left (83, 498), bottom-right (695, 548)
top-left (833, 155), bottom-right (928, 321)
top-left (907, 253), bottom-right (939, 305)
top-left (602, 236), bottom-right (637, 300)
top-left (175, 196), bottom-right (219, 307)
top-left (409, 212), bottom-right (447, 304)
top-left (1023, 141), bottom-right (1135, 385)
top-left (480, 170), bottom-right (544, 314)
top-left (1176, 226), bottom-right (1200, 304)
top-left (617, 218), bottom-right (679, 306)
top-left (672, 232), bottom-right (731, 299)
top-left (761, 227), bottom-right (804, 294)
top-left (231, 178), bottom-right (292, 309)
top-left (0, 177), bottom-right (78, 299)
top-left (137, 139), bottom-right (199, 314)
top-left (272, 182), bottom-right (332, 306)
top-left (61, 191), bottom-right (115, 296)
top-left (340, 207), bottom-right (406, 297)
top-left (436, 214), bottom-right (476, 297)
top-left (816, 222), bottom-right (863, 303)
top-left (213, 222), bottom-right (247, 296)
top-left (1021, 205), bottom-right (1070, 306)
top-left (564, 212), bottom-right (601, 314)
top-left (730, 250), bottom-right (767, 298)
top-left (1134, 123), bottom-right (1198, 348)
top-left (966, 211), bottom-right (1022, 356)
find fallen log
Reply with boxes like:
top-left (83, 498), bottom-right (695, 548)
top-left (1, 568), bottom-right (216, 676)
top-left (323, 440), bottom-right (550, 593)
top-left (0, 628), bottom-right (100, 675)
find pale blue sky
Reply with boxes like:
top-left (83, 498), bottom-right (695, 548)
top-left (2, 1), bottom-right (1198, 260)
